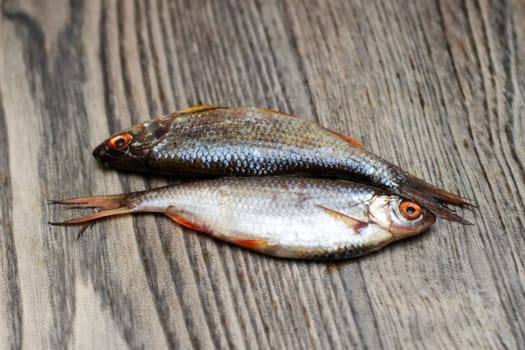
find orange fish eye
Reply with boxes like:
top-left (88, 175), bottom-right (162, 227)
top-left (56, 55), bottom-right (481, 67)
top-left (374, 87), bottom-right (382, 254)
top-left (399, 201), bottom-right (422, 220)
top-left (108, 132), bottom-right (133, 149)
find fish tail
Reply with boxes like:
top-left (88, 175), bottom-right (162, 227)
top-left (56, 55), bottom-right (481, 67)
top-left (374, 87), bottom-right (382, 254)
top-left (49, 193), bottom-right (133, 225)
top-left (404, 173), bottom-right (474, 207)
top-left (49, 193), bottom-right (129, 210)
top-left (399, 181), bottom-right (472, 224)
top-left (415, 198), bottom-right (471, 225)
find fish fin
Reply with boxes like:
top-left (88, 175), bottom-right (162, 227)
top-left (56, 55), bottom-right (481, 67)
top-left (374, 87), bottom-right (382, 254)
top-left (318, 206), bottom-right (368, 234)
top-left (326, 129), bottom-right (365, 148)
top-left (257, 107), bottom-right (365, 148)
top-left (165, 213), bottom-right (269, 251)
top-left (398, 190), bottom-right (471, 224)
top-left (49, 207), bottom-right (132, 226)
top-left (174, 104), bottom-right (224, 116)
top-left (326, 261), bottom-right (352, 272)
top-left (257, 107), bottom-right (298, 117)
top-left (398, 174), bottom-right (474, 224)
top-left (232, 239), bottom-right (269, 249)
top-left (404, 173), bottom-right (474, 207)
top-left (420, 201), bottom-right (471, 225)
top-left (49, 194), bottom-right (128, 210)
top-left (164, 213), bottom-right (213, 234)
top-left (49, 193), bottom-right (133, 226)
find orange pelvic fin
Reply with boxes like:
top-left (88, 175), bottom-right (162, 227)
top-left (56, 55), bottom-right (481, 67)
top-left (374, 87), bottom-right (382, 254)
top-left (318, 206), bottom-right (368, 234)
top-left (232, 239), bottom-right (268, 250)
top-left (165, 213), bottom-right (213, 235)
top-left (174, 104), bottom-right (223, 116)
top-left (327, 129), bottom-right (364, 148)
top-left (165, 213), bottom-right (268, 250)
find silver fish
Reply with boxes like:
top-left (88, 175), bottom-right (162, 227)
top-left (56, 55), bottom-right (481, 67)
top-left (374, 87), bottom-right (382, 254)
top-left (50, 177), bottom-right (436, 260)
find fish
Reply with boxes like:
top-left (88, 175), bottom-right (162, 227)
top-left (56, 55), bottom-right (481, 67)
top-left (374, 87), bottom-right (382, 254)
top-left (93, 105), bottom-right (471, 223)
top-left (49, 177), bottom-right (436, 260)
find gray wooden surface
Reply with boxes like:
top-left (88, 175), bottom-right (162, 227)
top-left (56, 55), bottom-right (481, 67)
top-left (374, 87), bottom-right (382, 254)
top-left (0, 0), bottom-right (524, 348)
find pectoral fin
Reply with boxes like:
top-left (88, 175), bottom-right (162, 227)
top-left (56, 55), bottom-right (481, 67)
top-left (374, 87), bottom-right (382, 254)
top-left (318, 206), bottom-right (369, 234)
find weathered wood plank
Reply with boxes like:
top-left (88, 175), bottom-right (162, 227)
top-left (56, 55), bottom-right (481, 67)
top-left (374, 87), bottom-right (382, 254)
top-left (0, 0), bottom-right (523, 349)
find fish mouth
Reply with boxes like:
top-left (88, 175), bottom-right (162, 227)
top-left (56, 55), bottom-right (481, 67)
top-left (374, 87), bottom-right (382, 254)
top-left (92, 143), bottom-right (114, 167)
top-left (416, 211), bottom-right (436, 233)
top-left (92, 142), bottom-right (145, 170)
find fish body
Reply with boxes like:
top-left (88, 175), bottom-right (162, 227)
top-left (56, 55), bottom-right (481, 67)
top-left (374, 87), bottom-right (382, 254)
top-left (51, 177), bottom-right (435, 260)
top-left (93, 105), bottom-right (470, 222)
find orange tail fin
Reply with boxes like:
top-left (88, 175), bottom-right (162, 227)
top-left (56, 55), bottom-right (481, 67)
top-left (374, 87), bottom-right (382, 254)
top-left (49, 193), bottom-right (128, 210)
top-left (49, 193), bottom-right (132, 225)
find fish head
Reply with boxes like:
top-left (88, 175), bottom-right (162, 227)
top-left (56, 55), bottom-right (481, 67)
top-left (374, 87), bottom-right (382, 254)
top-left (369, 195), bottom-right (436, 239)
top-left (93, 117), bottom-right (170, 171)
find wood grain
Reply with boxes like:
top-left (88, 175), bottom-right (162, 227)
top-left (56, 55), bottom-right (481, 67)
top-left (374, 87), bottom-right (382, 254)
top-left (0, 0), bottom-right (524, 348)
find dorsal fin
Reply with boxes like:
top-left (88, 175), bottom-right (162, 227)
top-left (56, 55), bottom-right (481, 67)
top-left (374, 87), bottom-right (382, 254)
top-left (174, 105), bottom-right (224, 116)
top-left (257, 108), bottom-right (365, 148)
top-left (257, 107), bottom-right (297, 117)
top-left (326, 129), bottom-right (364, 148)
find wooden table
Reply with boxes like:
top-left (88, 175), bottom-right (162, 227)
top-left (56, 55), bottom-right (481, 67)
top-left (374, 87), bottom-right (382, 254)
top-left (1, 0), bottom-right (523, 348)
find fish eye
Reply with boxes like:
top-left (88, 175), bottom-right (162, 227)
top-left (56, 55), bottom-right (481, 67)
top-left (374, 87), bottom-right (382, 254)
top-left (399, 201), bottom-right (422, 220)
top-left (108, 133), bottom-right (133, 149)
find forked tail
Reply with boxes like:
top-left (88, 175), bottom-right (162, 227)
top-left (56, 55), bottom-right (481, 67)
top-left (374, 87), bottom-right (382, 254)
top-left (400, 173), bottom-right (473, 224)
top-left (49, 193), bottom-right (133, 225)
